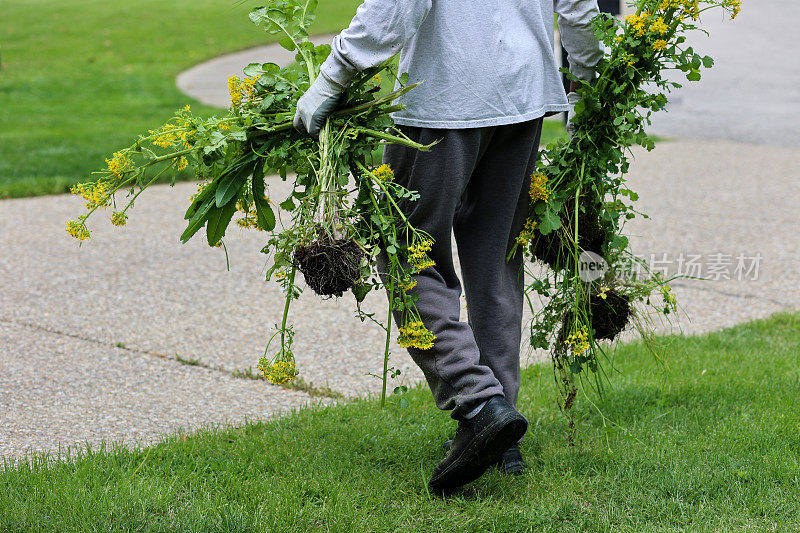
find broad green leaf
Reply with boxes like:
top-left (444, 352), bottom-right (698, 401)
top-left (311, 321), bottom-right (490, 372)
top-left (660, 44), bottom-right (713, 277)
top-left (351, 282), bottom-right (370, 302)
top-left (243, 62), bottom-right (263, 78)
top-left (181, 196), bottom-right (215, 243)
top-left (184, 182), bottom-right (216, 220)
top-left (252, 161), bottom-right (277, 231)
top-left (206, 198), bottom-right (238, 246)
top-left (279, 197), bottom-right (295, 211)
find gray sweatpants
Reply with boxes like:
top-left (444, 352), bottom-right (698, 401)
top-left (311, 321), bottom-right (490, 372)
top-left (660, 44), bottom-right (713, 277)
top-left (378, 118), bottom-right (544, 419)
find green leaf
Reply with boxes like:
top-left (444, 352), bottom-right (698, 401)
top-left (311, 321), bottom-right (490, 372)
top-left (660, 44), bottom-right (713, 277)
top-left (252, 161), bottom-right (277, 231)
top-left (279, 35), bottom-right (296, 51)
top-left (206, 198), bottom-right (238, 246)
top-left (537, 209), bottom-right (562, 235)
top-left (686, 70), bottom-right (701, 82)
top-left (351, 282), bottom-right (370, 302)
top-left (243, 62), bottom-right (263, 78)
top-left (279, 197), bottom-right (295, 211)
top-left (181, 196), bottom-right (215, 243)
top-left (185, 182), bottom-right (216, 220)
top-left (215, 157), bottom-right (256, 207)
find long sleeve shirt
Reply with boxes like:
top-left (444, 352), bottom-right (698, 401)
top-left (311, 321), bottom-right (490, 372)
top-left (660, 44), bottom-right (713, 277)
top-left (320, 0), bottom-right (604, 128)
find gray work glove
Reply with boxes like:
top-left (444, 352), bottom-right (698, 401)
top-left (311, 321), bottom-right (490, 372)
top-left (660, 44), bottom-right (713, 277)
top-left (566, 91), bottom-right (581, 139)
top-left (293, 73), bottom-right (345, 139)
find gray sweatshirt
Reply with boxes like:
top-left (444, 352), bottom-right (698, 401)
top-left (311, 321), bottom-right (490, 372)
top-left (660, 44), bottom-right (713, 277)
top-left (320, 0), bottom-right (604, 128)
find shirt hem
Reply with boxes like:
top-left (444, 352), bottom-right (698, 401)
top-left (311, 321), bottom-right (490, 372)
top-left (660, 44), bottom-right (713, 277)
top-left (390, 105), bottom-right (571, 129)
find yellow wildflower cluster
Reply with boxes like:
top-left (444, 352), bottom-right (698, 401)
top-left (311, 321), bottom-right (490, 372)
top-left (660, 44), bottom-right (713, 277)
top-left (371, 73), bottom-right (382, 85)
top-left (727, 0), bottom-right (742, 19)
top-left (516, 218), bottom-right (538, 247)
top-left (400, 275), bottom-right (417, 292)
top-left (175, 156), bottom-right (189, 172)
top-left (228, 75), bottom-right (258, 109)
top-left (110, 211), bottom-right (128, 227)
top-left (71, 181), bottom-right (111, 210)
top-left (651, 16), bottom-right (669, 35)
top-left (235, 199), bottom-right (261, 230)
top-left (626, 12), bottom-right (649, 37)
top-left (148, 123), bottom-right (181, 148)
top-left (66, 220), bottom-right (91, 241)
top-left (105, 151), bottom-right (134, 179)
top-left (371, 164), bottom-right (394, 181)
top-left (598, 286), bottom-right (610, 300)
top-left (407, 239), bottom-right (435, 272)
top-left (259, 360), bottom-right (299, 385)
top-left (398, 320), bottom-right (436, 350)
top-left (529, 172), bottom-right (549, 203)
top-left (653, 39), bottom-right (668, 51)
top-left (565, 326), bottom-right (590, 356)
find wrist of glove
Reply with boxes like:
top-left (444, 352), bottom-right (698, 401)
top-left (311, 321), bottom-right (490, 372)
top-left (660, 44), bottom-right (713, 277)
top-left (566, 91), bottom-right (581, 139)
top-left (293, 72), bottom-right (345, 139)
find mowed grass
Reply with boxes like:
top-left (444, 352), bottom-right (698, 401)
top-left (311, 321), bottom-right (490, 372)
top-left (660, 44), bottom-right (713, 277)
top-left (0, 0), bottom-right (567, 199)
top-left (2, 313), bottom-right (799, 531)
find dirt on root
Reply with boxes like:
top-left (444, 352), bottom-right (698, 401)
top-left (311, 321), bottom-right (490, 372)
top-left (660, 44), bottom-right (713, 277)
top-left (531, 208), bottom-right (610, 271)
top-left (293, 236), bottom-right (363, 297)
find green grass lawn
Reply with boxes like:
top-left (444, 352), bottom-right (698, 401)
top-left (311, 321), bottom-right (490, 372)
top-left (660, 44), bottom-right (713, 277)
top-left (0, 0), bottom-right (568, 199)
top-left (2, 313), bottom-right (799, 531)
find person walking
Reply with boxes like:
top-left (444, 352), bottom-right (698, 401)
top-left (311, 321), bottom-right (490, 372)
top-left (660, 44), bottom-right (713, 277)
top-left (294, 0), bottom-right (603, 493)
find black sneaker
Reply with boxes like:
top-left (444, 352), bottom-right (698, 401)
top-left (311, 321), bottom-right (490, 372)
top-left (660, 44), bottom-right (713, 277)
top-left (496, 445), bottom-right (526, 476)
top-left (442, 441), bottom-right (526, 476)
top-left (429, 396), bottom-right (528, 494)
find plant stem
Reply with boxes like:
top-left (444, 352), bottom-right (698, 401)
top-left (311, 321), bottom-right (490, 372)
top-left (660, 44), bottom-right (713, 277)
top-left (280, 265), bottom-right (297, 354)
top-left (380, 280), bottom-right (395, 409)
top-left (353, 127), bottom-right (435, 151)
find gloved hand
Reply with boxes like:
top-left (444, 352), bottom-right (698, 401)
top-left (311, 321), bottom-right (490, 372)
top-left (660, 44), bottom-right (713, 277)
top-left (293, 72), bottom-right (345, 139)
top-left (566, 91), bottom-right (581, 139)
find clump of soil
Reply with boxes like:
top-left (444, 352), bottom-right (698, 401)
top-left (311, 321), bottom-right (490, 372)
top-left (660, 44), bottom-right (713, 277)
top-left (293, 236), bottom-right (363, 297)
top-left (590, 289), bottom-right (631, 341)
top-left (531, 208), bottom-right (610, 271)
top-left (559, 288), bottom-right (632, 344)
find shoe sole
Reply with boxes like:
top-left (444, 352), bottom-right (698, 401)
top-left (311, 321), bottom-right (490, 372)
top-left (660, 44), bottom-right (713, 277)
top-left (428, 412), bottom-right (528, 494)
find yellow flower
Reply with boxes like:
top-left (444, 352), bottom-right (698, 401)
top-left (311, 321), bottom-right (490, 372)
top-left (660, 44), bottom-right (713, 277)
top-left (258, 360), bottom-right (299, 385)
top-left (110, 211), bottom-right (128, 227)
top-left (653, 39), bottom-right (668, 51)
top-left (598, 286), bottom-right (610, 300)
top-left (400, 276), bottom-right (417, 292)
top-left (371, 164), bottom-right (394, 181)
top-left (626, 14), bottom-right (647, 37)
top-left (727, 0), bottom-right (742, 19)
top-left (228, 75), bottom-right (243, 108)
top-left (564, 326), bottom-right (590, 356)
top-left (371, 73), bottom-right (382, 84)
top-left (228, 75), bottom-right (258, 109)
top-left (175, 156), bottom-right (188, 171)
top-left (66, 219), bottom-right (91, 240)
top-left (650, 16), bottom-right (669, 35)
top-left (104, 151), bottom-right (134, 179)
top-left (529, 172), bottom-right (549, 202)
top-left (407, 239), bottom-right (435, 272)
top-left (218, 122), bottom-right (231, 132)
top-left (398, 320), bottom-right (436, 350)
top-left (71, 181), bottom-right (112, 210)
top-left (516, 218), bottom-right (538, 246)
